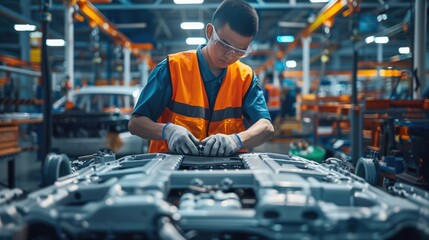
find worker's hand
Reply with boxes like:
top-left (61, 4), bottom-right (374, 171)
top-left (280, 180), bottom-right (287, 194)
top-left (162, 123), bottom-right (200, 155)
top-left (201, 133), bottom-right (243, 156)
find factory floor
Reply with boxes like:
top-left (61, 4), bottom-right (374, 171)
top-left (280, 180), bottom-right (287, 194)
top-left (1, 139), bottom-right (293, 193)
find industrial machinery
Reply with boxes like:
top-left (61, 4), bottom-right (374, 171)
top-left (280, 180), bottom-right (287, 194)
top-left (1, 151), bottom-right (428, 240)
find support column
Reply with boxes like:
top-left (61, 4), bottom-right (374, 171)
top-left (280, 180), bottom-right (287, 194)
top-left (19, 0), bottom-right (30, 62)
top-left (332, 53), bottom-right (341, 70)
top-left (302, 37), bottom-right (311, 95)
top-left (40, 0), bottom-right (52, 174)
top-left (19, 0), bottom-right (31, 103)
top-left (64, 1), bottom-right (74, 91)
top-left (376, 43), bottom-right (383, 97)
top-left (140, 58), bottom-right (149, 88)
top-left (123, 47), bottom-right (131, 86)
top-left (413, 0), bottom-right (427, 99)
top-left (351, 7), bottom-right (360, 165)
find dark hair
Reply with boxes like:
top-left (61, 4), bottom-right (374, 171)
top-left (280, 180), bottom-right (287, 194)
top-left (212, 0), bottom-right (259, 37)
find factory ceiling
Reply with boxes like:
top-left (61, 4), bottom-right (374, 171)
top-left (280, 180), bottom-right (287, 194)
top-left (0, 0), bottom-right (423, 74)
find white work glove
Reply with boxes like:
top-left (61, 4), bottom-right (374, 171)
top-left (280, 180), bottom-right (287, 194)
top-left (201, 133), bottom-right (243, 156)
top-left (162, 123), bottom-right (200, 155)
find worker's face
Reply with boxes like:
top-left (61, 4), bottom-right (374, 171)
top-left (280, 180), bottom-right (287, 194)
top-left (206, 23), bottom-right (253, 68)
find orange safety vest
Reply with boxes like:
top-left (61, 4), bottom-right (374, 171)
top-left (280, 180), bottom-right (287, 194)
top-left (149, 50), bottom-right (253, 153)
top-left (264, 83), bottom-right (281, 111)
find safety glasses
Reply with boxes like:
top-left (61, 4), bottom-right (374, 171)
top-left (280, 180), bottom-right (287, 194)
top-left (209, 24), bottom-right (252, 58)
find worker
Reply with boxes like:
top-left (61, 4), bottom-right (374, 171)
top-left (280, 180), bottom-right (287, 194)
top-left (280, 75), bottom-right (298, 118)
top-left (262, 72), bottom-right (281, 122)
top-left (128, 0), bottom-right (274, 157)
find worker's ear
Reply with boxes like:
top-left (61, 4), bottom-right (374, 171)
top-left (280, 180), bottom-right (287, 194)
top-left (206, 24), bottom-right (213, 40)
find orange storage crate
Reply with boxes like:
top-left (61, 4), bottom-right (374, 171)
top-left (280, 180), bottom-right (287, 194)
top-left (0, 125), bottom-right (19, 151)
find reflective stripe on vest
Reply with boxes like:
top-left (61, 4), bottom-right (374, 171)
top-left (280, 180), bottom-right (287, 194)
top-left (265, 83), bottom-right (281, 111)
top-left (149, 50), bottom-right (253, 153)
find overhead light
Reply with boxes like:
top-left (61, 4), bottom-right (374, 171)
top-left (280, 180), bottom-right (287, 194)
top-left (14, 24), bottom-right (36, 32)
top-left (307, 13), bottom-right (316, 23)
top-left (377, 12), bottom-right (387, 22)
top-left (309, 0), bottom-right (329, 3)
top-left (375, 36), bottom-right (389, 44)
top-left (181, 22), bottom-right (204, 30)
top-left (174, 0), bottom-right (203, 4)
top-left (88, 0), bottom-right (112, 3)
top-left (46, 39), bottom-right (65, 47)
top-left (377, 4), bottom-right (389, 22)
top-left (286, 60), bottom-right (297, 68)
top-left (278, 22), bottom-right (306, 28)
top-left (324, 26), bottom-right (330, 34)
top-left (30, 31), bottom-right (43, 38)
top-left (186, 37), bottom-right (206, 45)
top-left (276, 35), bottom-right (294, 43)
top-left (116, 23), bottom-right (147, 29)
top-left (365, 36), bottom-right (374, 44)
top-left (398, 47), bottom-right (410, 54)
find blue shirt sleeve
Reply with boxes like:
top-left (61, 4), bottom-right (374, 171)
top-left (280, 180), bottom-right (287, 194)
top-left (243, 75), bottom-right (272, 126)
top-left (132, 59), bottom-right (172, 121)
top-left (263, 86), bottom-right (269, 103)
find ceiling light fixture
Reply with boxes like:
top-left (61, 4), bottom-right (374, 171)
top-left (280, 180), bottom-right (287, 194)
top-left (30, 31), bottom-right (42, 38)
top-left (286, 60), bottom-right (297, 68)
top-left (309, 0), bottom-right (329, 3)
top-left (46, 39), bottom-right (65, 47)
top-left (186, 37), bottom-right (206, 45)
top-left (174, 0), bottom-right (204, 4)
top-left (116, 23), bottom-right (147, 29)
top-left (377, 12), bottom-right (387, 22)
top-left (276, 35), bottom-right (294, 43)
top-left (374, 36), bottom-right (389, 44)
top-left (377, 4), bottom-right (389, 22)
top-left (181, 22), bottom-right (204, 30)
top-left (365, 36), bottom-right (374, 44)
top-left (278, 22), bottom-right (306, 28)
top-left (398, 47), bottom-right (410, 54)
top-left (14, 24), bottom-right (36, 32)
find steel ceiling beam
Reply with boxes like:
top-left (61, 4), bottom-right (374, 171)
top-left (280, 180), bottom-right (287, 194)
top-left (283, 0), bottom-right (351, 57)
top-left (74, 0), bottom-right (153, 51)
top-left (355, 22), bottom-right (408, 49)
top-left (0, 65), bottom-right (41, 77)
top-left (0, 55), bottom-right (40, 69)
top-left (154, 11), bottom-right (172, 39)
top-left (34, 2), bottom-right (411, 11)
top-left (0, 5), bottom-right (62, 38)
top-left (255, 0), bottom-right (353, 74)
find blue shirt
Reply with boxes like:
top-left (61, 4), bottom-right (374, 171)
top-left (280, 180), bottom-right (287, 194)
top-left (133, 45), bottom-right (271, 127)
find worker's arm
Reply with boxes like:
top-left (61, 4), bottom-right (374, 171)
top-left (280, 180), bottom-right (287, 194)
top-left (128, 60), bottom-right (171, 140)
top-left (237, 118), bottom-right (274, 149)
top-left (128, 115), bottom-right (164, 140)
top-left (242, 76), bottom-right (273, 148)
